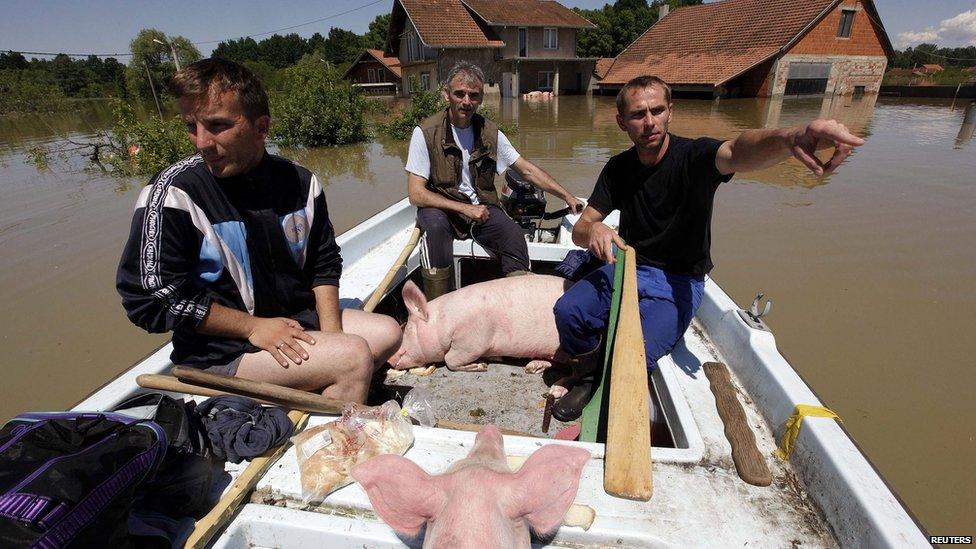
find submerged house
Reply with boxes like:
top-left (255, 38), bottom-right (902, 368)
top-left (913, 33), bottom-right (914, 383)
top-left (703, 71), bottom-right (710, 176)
top-left (385, 0), bottom-right (597, 97)
top-left (597, 0), bottom-right (894, 98)
top-left (343, 49), bottom-right (402, 95)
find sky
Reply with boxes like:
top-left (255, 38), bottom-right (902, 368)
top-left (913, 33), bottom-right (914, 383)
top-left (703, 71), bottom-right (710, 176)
top-left (1, 0), bottom-right (975, 60)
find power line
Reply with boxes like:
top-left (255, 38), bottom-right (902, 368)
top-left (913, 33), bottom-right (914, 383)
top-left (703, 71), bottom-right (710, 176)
top-left (2, 0), bottom-right (389, 58)
top-left (194, 0), bottom-right (388, 44)
top-left (3, 49), bottom-right (132, 58)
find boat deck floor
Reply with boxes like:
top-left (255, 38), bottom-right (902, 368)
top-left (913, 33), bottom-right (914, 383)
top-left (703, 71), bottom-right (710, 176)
top-left (377, 360), bottom-right (576, 438)
top-left (224, 320), bottom-right (838, 548)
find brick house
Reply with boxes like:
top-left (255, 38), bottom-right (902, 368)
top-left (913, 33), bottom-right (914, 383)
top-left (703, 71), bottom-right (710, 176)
top-left (597, 0), bottom-right (894, 98)
top-left (343, 49), bottom-right (402, 95)
top-left (385, 0), bottom-right (596, 97)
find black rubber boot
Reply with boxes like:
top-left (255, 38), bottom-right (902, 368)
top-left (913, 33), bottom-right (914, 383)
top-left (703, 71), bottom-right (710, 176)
top-left (551, 376), bottom-right (596, 422)
top-left (551, 340), bottom-right (602, 422)
top-left (421, 265), bottom-right (453, 301)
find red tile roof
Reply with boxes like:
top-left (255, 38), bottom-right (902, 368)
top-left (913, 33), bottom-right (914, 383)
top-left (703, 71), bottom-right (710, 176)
top-left (367, 49), bottom-right (402, 78)
top-left (601, 0), bottom-right (851, 86)
top-left (595, 58), bottom-right (615, 79)
top-left (460, 0), bottom-right (595, 28)
top-left (398, 0), bottom-right (504, 48)
top-left (342, 49), bottom-right (403, 80)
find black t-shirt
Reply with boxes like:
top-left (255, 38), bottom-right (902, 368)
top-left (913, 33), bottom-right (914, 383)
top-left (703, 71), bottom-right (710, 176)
top-left (588, 134), bottom-right (733, 276)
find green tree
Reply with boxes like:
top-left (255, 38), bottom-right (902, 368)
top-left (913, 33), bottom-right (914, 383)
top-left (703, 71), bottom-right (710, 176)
top-left (364, 14), bottom-right (391, 51)
top-left (125, 29), bottom-right (202, 100)
top-left (378, 77), bottom-right (445, 139)
top-left (109, 100), bottom-right (196, 175)
top-left (307, 32), bottom-right (327, 56)
top-left (258, 33), bottom-right (310, 68)
top-left (270, 58), bottom-right (368, 146)
top-left (323, 27), bottom-right (365, 66)
top-left (0, 51), bottom-right (29, 70)
top-left (0, 69), bottom-right (66, 113)
top-left (213, 37), bottom-right (262, 63)
top-left (574, 0), bottom-right (701, 58)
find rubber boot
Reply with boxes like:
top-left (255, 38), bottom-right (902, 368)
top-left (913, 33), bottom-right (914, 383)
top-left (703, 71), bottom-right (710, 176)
top-left (551, 340), bottom-right (603, 422)
top-left (421, 265), bottom-right (453, 301)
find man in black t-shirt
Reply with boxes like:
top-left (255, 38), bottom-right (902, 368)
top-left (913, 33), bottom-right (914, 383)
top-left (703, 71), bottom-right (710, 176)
top-left (550, 75), bottom-right (865, 420)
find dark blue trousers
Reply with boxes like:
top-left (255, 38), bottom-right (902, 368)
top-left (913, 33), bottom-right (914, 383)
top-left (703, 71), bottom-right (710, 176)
top-left (417, 205), bottom-right (529, 274)
top-left (553, 263), bottom-right (705, 370)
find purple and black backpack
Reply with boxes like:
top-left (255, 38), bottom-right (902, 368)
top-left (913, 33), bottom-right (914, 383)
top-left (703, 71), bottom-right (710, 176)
top-left (0, 394), bottom-right (213, 548)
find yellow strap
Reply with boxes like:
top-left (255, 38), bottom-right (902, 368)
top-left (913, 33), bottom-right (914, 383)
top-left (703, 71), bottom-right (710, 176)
top-left (774, 404), bottom-right (841, 461)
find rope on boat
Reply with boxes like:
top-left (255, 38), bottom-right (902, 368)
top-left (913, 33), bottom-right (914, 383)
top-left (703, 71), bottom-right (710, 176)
top-left (775, 404), bottom-right (842, 460)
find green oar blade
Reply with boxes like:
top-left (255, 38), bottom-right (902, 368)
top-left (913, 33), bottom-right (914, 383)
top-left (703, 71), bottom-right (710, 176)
top-left (579, 247), bottom-right (626, 442)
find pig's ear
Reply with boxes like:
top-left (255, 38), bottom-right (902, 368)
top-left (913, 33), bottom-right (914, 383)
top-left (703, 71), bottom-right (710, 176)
top-left (504, 445), bottom-right (590, 535)
top-left (401, 280), bottom-right (430, 322)
top-left (351, 454), bottom-right (445, 537)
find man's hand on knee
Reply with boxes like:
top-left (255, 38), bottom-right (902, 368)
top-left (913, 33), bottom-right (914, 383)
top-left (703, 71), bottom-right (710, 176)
top-left (465, 204), bottom-right (489, 223)
top-left (247, 317), bottom-right (315, 367)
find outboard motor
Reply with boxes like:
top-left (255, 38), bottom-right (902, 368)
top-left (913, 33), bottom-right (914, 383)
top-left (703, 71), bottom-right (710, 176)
top-left (501, 169), bottom-right (547, 232)
top-left (500, 169), bottom-right (575, 243)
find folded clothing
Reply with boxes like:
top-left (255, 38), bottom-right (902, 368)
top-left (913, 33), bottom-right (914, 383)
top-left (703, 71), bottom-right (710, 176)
top-left (196, 396), bottom-right (294, 464)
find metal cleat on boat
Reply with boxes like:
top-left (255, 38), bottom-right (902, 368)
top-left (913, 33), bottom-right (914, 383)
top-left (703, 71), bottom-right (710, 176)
top-left (738, 291), bottom-right (772, 331)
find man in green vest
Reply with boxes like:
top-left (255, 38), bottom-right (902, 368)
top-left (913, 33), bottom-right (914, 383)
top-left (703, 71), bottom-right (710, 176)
top-left (405, 61), bottom-right (583, 299)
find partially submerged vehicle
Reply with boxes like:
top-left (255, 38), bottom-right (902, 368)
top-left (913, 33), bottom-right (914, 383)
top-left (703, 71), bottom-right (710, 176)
top-left (76, 196), bottom-right (929, 547)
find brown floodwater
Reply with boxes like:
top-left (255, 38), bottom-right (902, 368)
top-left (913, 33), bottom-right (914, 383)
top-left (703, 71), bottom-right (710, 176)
top-left (0, 95), bottom-right (973, 534)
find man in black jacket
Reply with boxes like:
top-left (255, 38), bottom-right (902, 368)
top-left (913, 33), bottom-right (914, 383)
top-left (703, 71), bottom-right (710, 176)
top-left (117, 58), bottom-right (400, 403)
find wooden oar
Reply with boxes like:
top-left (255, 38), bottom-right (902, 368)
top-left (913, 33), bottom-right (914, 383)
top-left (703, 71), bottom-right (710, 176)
top-left (182, 225), bottom-right (423, 548)
top-left (579, 247), bottom-right (626, 442)
top-left (171, 366), bottom-right (344, 414)
top-left (363, 226), bottom-right (421, 312)
top-left (184, 409), bottom-right (309, 548)
top-left (703, 362), bottom-right (771, 486)
top-left (603, 245), bottom-right (653, 501)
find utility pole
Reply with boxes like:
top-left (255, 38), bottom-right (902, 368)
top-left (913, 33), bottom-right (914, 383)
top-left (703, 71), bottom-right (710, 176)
top-left (145, 56), bottom-right (164, 119)
top-left (153, 38), bottom-right (181, 71)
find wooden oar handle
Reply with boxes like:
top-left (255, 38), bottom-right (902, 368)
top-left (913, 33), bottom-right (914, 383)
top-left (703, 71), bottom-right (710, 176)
top-left (363, 226), bottom-right (421, 313)
top-left (172, 366), bottom-right (344, 415)
top-left (604, 245), bottom-right (653, 501)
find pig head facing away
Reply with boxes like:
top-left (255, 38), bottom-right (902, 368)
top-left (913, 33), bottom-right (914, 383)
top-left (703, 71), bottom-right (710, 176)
top-left (351, 425), bottom-right (589, 549)
top-left (390, 275), bottom-right (568, 370)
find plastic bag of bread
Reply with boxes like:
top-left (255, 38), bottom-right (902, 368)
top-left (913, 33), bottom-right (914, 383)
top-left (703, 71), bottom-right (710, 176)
top-left (291, 397), bottom-right (424, 504)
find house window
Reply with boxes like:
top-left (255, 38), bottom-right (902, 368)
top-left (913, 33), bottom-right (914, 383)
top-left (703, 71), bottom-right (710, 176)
top-left (544, 28), bottom-right (558, 50)
top-left (539, 71), bottom-right (554, 90)
top-left (785, 62), bottom-right (831, 95)
top-left (420, 72), bottom-right (431, 90)
top-left (837, 9), bottom-right (855, 38)
top-left (407, 31), bottom-right (423, 62)
top-left (518, 27), bottom-right (528, 57)
top-left (367, 68), bottom-right (377, 83)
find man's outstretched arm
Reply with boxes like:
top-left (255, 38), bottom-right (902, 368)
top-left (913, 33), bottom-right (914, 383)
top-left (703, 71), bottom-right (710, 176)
top-left (715, 119), bottom-right (865, 176)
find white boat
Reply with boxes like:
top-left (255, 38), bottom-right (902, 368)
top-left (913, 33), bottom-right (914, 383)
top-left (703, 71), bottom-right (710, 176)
top-left (74, 198), bottom-right (928, 548)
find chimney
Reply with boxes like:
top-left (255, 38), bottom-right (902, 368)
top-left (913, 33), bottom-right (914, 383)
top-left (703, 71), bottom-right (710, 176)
top-left (659, 4), bottom-right (669, 18)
